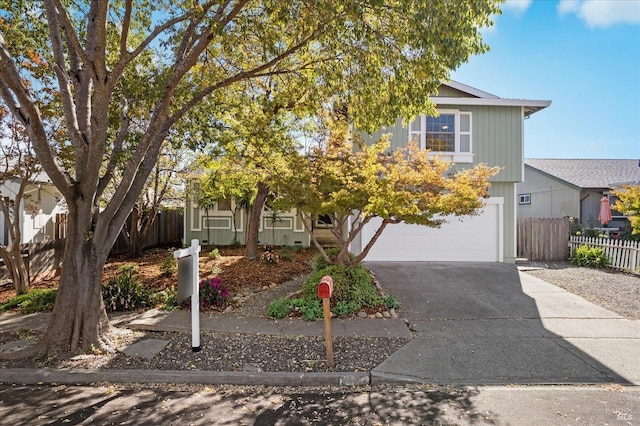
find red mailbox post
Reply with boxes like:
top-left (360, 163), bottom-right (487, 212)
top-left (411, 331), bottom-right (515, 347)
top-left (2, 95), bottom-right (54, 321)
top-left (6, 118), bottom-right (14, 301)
top-left (318, 275), bottom-right (334, 367)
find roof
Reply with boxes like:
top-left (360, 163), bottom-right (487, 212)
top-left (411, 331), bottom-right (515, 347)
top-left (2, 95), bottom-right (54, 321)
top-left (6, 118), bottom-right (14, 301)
top-left (525, 159), bottom-right (640, 189)
top-left (436, 81), bottom-right (552, 117)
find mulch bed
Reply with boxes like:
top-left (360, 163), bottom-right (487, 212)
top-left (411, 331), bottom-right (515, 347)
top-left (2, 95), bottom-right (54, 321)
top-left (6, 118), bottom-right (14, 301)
top-left (0, 246), bottom-right (317, 306)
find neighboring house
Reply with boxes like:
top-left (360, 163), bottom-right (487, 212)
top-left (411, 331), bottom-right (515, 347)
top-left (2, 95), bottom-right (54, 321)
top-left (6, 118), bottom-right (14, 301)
top-left (184, 81), bottom-right (551, 263)
top-left (0, 173), bottom-right (67, 246)
top-left (518, 159), bottom-right (640, 231)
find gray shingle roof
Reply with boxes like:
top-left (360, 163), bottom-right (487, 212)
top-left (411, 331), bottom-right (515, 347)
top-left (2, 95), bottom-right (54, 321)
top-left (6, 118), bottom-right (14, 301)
top-left (525, 159), bottom-right (640, 189)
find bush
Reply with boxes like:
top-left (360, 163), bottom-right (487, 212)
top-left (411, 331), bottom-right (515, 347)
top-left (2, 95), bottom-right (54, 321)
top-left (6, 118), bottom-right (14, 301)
top-left (570, 245), bottom-right (610, 268)
top-left (296, 298), bottom-right (322, 321)
top-left (332, 300), bottom-right (359, 316)
top-left (159, 255), bottom-right (176, 277)
top-left (151, 286), bottom-right (179, 311)
top-left (0, 288), bottom-right (58, 313)
top-left (208, 248), bottom-right (221, 259)
top-left (383, 295), bottom-right (399, 309)
top-left (302, 264), bottom-right (384, 308)
top-left (268, 297), bottom-right (293, 319)
top-left (279, 248), bottom-right (293, 262)
top-left (102, 265), bottom-right (150, 312)
top-left (312, 248), bottom-right (355, 270)
top-left (267, 263), bottom-right (390, 321)
top-left (199, 277), bottom-right (229, 308)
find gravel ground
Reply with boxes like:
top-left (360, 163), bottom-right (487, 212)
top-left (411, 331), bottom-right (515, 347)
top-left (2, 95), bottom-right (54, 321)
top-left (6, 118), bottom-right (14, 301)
top-left (521, 261), bottom-right (640, 320)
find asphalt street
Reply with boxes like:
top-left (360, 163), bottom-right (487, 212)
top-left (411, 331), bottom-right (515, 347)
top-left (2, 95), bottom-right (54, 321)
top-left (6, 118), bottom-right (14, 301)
top-left (1, 383), bottom-right (638, 425)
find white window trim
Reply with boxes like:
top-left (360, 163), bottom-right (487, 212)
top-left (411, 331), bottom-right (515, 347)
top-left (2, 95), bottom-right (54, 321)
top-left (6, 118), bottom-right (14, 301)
top-left (409, 109), bottom-right (474, 163)
top-left (519, 194), bottom-right (531, 205)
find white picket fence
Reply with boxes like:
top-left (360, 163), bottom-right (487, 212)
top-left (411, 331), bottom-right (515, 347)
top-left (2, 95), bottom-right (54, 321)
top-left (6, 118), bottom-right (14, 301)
top-left (569, 236), bottom-right (639, 274)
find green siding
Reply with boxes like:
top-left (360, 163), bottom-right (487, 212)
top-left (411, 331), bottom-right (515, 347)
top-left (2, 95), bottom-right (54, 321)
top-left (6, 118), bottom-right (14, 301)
top-left (518, 166), bottom-right (580, 219)
top-left (183, 199), bottom-right (310, 247)
top-left (364, 105), bottom-right (524, 183)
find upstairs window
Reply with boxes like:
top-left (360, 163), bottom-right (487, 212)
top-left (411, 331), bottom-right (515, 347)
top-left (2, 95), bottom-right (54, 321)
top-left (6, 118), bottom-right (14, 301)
top-left (409, 109), bottom-right (472, 162)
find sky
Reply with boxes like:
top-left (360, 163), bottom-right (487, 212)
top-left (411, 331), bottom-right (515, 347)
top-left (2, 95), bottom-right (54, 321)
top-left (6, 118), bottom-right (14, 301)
top-left (451, 0), bottom-right (640, 160)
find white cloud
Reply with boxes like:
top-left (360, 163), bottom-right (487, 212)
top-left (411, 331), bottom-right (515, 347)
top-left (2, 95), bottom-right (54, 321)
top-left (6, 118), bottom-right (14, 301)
top-left (502, 0), bottom-right (534, 15)
top-left (558, 0), bottom-right (580, 15)
top-left (558, 0), bottom-right (640, 28)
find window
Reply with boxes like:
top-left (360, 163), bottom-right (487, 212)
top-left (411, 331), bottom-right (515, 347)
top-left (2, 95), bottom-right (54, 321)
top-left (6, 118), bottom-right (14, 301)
top-left (315, 214), bottom-right (333, 228)
top-left (409, 109), bottom-right (472, 162)
top-left (519, 194), bottom-right (531, 205)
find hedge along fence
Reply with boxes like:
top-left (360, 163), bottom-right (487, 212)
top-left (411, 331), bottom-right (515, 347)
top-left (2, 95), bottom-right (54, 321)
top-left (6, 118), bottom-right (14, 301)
top-left (569, 235), bottom-right (639, 275)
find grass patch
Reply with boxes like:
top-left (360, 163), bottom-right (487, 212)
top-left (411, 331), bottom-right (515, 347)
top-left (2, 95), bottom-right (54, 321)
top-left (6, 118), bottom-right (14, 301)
top-left (0, 288), bottom-right (58, 313)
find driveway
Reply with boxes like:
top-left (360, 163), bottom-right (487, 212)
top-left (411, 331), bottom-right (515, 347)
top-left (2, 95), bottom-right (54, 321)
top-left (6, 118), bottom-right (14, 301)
top-left (367, 262), bottom-right (640, 385)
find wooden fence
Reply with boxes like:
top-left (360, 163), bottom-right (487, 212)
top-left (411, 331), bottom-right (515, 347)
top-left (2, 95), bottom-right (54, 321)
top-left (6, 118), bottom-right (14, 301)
top-left (1, 209), bottom-right (184, 284)
top-left (111, 208), bottom-right (184, 254)
top-left (517, 217), bottom-right (570, 261)
top-left (569, 236), bottom-right (639, 274)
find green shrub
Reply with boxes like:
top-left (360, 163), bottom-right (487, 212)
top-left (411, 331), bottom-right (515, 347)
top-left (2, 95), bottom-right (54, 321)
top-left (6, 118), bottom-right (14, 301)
top-left (151, 286), bottom-right (179, 311)
top-left (268, 297), bottom-right (293, 319)
top-left (302, 264), bottom-right (384, 308)
top-left (383, 295), bottom-right (399, 309)
top-left (0, 288), bottom-right (58, 313)
top-left (570, 245), bottom-right (610, 268)
top-left (296, 298), bottom-right (323, 321)
top-left (279, 248), bottom-right (293, 262)
top-left (102, 265), bottom-right (150, 312)
top-left (159, 255), bottom-right (176, 277)
top-left (208, 248), bottom-right (221, 259)
top-left (332, 300), bottom-right (359, 316)
top-left (313, 248), bottom-right (355, 270)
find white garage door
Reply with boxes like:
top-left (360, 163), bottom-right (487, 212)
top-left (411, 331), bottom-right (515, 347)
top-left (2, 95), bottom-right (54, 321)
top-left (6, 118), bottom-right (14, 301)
top-left (358, 197), bottom-right (504, 262)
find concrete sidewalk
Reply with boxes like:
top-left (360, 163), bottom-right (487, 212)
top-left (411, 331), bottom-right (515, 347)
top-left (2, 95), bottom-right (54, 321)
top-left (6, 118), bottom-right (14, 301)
top-left (127, 308), bottom-right (412, 338)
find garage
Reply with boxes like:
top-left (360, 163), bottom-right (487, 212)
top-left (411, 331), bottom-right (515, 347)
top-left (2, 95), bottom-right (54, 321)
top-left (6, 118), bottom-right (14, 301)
top-left (358, 197), bottom-right (504, 262)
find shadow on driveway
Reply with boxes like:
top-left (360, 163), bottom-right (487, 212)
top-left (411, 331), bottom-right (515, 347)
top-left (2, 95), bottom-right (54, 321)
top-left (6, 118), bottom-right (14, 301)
top-left (367, 262), bottom-right (638, 385)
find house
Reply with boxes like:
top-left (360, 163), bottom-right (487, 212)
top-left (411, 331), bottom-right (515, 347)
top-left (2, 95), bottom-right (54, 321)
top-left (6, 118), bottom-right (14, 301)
top-left (348, 81), bottom-right (550, 263)
top-left (0, 172), bottom-right (67, 246)
top-left (183, 81), bottom-right (551, 263)
top-left (518, 159), bottom-right (640, 231)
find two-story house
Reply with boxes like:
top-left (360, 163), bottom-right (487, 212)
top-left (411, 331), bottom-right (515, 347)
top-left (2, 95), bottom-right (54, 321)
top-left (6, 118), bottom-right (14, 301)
top-left (348, 81), bottom-right (550, 263)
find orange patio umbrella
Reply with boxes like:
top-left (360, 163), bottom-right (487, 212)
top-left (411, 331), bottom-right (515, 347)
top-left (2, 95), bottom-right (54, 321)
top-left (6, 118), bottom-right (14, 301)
top-left (598, 196), bottom-right (613, 226)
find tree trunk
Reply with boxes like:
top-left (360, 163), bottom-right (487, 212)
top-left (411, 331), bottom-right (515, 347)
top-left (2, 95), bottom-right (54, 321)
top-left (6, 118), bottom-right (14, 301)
top-left (127, 206), bottom-right (156, 259)
top-left (38, 205), bottom-right (113, 354)
top-left (128, 207), bottom-right (143, 258)
top-left (245, 182), bottom-right (269, 259)
top-left (0, 243), bottom-right (29, 295)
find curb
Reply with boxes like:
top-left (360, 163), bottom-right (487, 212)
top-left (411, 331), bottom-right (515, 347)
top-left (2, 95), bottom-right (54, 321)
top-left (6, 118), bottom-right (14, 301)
top-left (0, 368), bottom-right (371, 387)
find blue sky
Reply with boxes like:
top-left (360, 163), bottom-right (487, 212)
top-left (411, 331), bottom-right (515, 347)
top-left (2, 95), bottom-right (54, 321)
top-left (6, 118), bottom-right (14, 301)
top-left (451, 0), bottom-right (640, 160)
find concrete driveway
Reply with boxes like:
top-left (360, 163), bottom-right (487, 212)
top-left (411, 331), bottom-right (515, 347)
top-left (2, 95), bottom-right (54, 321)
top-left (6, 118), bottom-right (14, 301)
top-left (367, 262), bottom-right (640, 385)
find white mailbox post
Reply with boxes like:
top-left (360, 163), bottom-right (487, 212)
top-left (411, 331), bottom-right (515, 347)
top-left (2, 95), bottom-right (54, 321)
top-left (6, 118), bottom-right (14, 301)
top-left (174, 239), bottom-right (201, 352)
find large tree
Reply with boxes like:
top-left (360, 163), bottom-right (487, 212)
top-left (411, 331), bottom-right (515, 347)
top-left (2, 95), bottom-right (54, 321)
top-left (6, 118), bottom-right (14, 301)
top-left (0, 0), bottom-right (500, 355)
